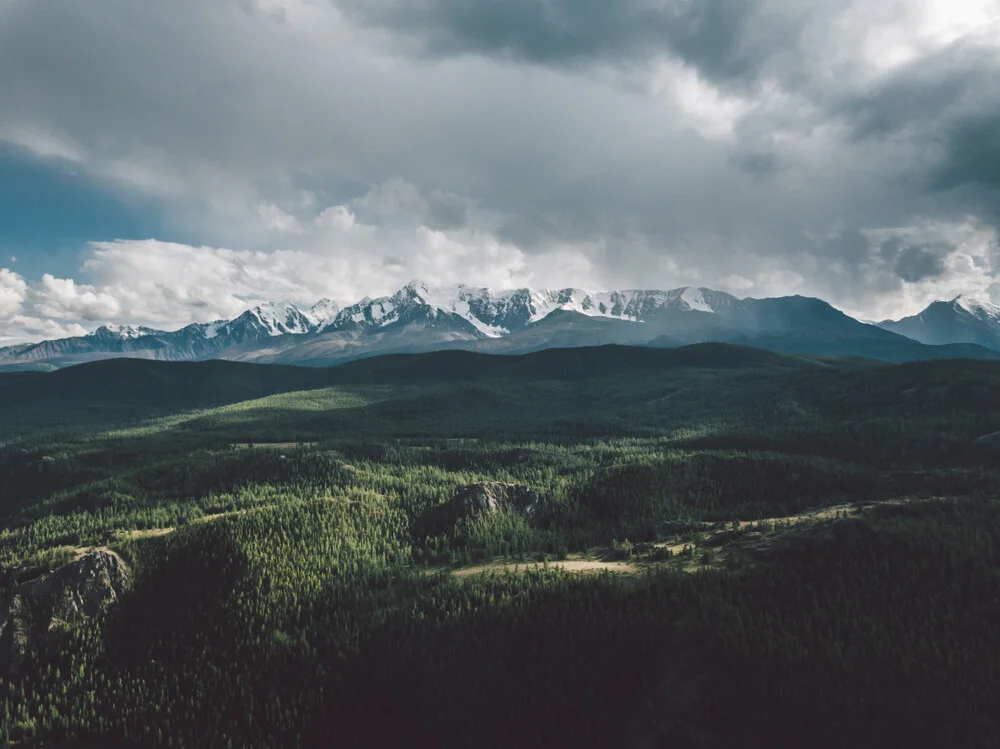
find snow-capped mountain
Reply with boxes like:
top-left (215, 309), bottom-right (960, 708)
top-left (0, 302), bottom-right (333, 367)
top-left (878, 295), bottom-right (1000, 350)
top-left (215, 302), bottom-right (318, 343)
top-left (955, 295), bottom-right (1000, 319)
top-left (324, 281), bottom-right (732, 338)
top-left (2, 282), bottom-right (998, 370)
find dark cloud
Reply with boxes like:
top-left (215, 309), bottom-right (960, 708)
top-left (840, 52), bottom-right (977, 140)
top-left (834, 41), bottom-right (1000, 217)
top-left (929, 106), bottom-right (1000, 193)
top-left (824, 229), bottom-right (871, 269)
top-left (335, 0), bottom-right (789, 87)
top-left (875, 235), bottom-right (950, 283)
top-left (496, 213), bottom-right (561, 249)
top-left (731, 150), bottom-right (784, 179)
top-left (893, 244), bottom-right (946, 282)
top-left (348, 179), bottom-right (470, 230)
top-left (879, 236), bottom-right (905, 261)
top-left (423, 190), bottom-right (469, 230)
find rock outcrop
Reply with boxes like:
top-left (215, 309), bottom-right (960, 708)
top-left (453, 481), bottom-right (548, 520)
top-left (413, 482), bottom-right (553, 538)
top-left (0, 590), bottom-right (28, 675)
top-left (0, 549), bottom-right (129, 674)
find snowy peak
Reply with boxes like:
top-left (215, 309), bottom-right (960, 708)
top-left (399, 281), bottom-right (523, 336)
top-left (201, 320), bottom-right (228, 339)
top-left (399, 280), bottom-right (472, 313)
top-left (91, 324), bottom-right (162, 339)
top-left (213, 301), bottom-right (317, 343)
top-left (952, 294), bottom-right (1000, 320)
top-left (329, 281), bottom-right (521, 337)
top-left (308, 299), bottom-right (341, 329)
top-left (528, 286), bottom-right (728, 322)
top-left (679, 287), bottom-right (714, 312)
top-left (325, 282), bottom-right (730, 339)
top-left (246, 302), bottom-right (314, 336)
top-left (879, 294), bottom-right (1000, 349)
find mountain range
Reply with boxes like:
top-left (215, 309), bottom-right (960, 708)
top-left (3, 281), bottom-right (1000, 370)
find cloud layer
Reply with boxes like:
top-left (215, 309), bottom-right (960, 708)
top-left (1, 0), bottom-right (999, 342)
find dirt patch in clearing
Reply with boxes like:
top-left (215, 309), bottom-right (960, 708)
top-left (441, 558), bottom-right (639, 578)
top-left (230, 442), bottom-right (316, 450)
top-left (115, 528), bottom-right (176, 541)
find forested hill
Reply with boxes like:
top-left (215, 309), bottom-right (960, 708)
top-left (0, 343), bottom-right (822, 439)
top-left (4, 342), bottom-right (1000, 449)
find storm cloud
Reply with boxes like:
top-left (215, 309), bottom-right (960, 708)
top-left (0, 0), bottom-right (999, 341)
top-left (335, 0), bottom-right (794, 86)
top-left (893, 245), bottom-right (948, 282)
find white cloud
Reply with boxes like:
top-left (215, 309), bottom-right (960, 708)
top-left (256, 203), bottom-right (304, 234)
top-left (851, 0), bottom-right (1000, 76)
top-left (648, 61), bottom-right (753, 139)
top-left (5, 316), bottom-right (87, 345)
top-left (720, 274), bottom-right (756, 291)
top-left (32, 274), bottom-right (122, 321)
top-left (315, 205), bottom-right (357, 231)
top-left (0, 125), bottom-right (86, 163)
top-left (0, 269), bottom-right (27, 319)
top-left (0, 270), bottom-right (91, 343)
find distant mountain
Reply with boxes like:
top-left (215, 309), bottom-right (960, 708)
top-left (878, 295), bottom-right (1000, 350)
top-left (2, 281), bottom-right (999, 370)
top-left (0, 298), bottom-right (343, 369)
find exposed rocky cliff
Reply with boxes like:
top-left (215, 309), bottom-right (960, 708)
top-left (0, 549), bottom-right (129, 674)
top-left (413, 481), bottom-right (553, 539)
top-left (453, 481), bottom-right (549, 520)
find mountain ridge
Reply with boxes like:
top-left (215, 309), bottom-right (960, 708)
top-left (4, 281), bottom-right (1000, 369)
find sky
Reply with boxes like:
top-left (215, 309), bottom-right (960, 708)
top-left (1, 0), bottom-right (1000, 344)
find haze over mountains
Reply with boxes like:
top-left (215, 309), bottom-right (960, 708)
top-left (2, 280), bottom-right (1000, 370)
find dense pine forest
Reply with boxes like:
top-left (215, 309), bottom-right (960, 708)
top-left (2, 344), bottom-right (1000, 747)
